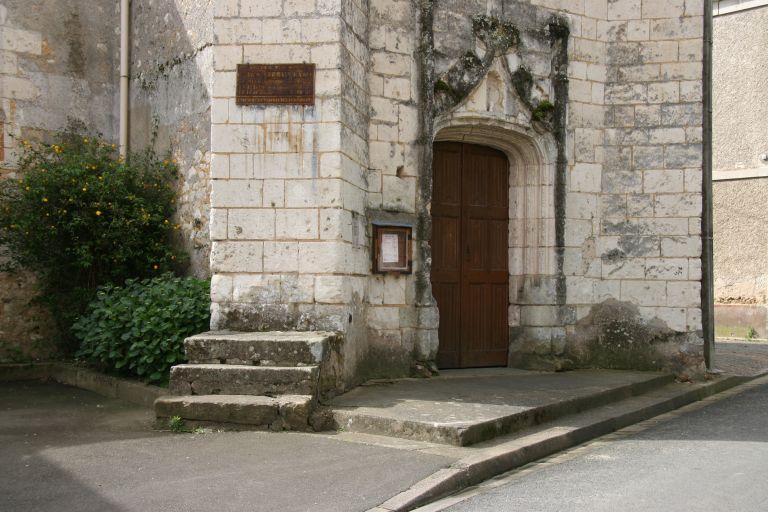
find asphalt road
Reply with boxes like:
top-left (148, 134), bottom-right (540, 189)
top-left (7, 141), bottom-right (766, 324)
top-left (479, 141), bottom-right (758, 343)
top-left (0, 381), bottom-right (454, 512)
top-left (431, 379), bottom-right (768, 512)
top-left (715, 340), bottom-right (768, 376)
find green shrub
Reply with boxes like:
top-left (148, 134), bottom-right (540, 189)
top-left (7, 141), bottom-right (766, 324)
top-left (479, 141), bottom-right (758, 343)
top-left (0, 133), bottom-right (183, 352)
top-left (73, 274), bottom-right (210, 384)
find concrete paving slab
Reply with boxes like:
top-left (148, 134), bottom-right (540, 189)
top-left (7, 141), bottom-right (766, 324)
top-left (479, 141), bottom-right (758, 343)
top-left (328, 369), bottom-right (672, 446)
top-left (0, 381), bottom-right (456, 512)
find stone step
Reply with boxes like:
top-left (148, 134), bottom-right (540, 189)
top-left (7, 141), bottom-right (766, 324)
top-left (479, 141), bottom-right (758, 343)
top-left (155, 394), bottom-right (314, 431)
top-left (184, 331), bottom-right (339, 367)
top-left (169, 364), bottom-right (319, 396)
top-left (328, 370), bottom-right (675, 446)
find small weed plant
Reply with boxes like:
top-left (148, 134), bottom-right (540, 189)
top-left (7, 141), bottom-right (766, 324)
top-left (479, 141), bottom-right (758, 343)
top-left (74, 273), bottom-right (210, 384)
top-left (169, 416), bottom-right (186, 433)
top-left (0, 132), bottom-right (182, 352)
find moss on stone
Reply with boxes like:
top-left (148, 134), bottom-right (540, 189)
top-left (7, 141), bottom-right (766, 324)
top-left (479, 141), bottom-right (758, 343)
top-left (532, 99), bottom-right (555, 122)
top-left (471, 14), bottom-right (520, 49)
top-left (511, 66), bottom-right (533, 105)
top-left (433, 79), bottom-right (462, 103)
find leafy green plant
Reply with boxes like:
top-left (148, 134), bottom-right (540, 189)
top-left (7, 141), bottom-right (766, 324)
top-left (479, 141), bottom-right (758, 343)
top-left (0, 132), bottom-right (183, 352)
top-left (746, 326), bottom-right (757, 340)
top-left (73, 273), bottom-right (210, 384)
top-left (169, 416), bottom-right (186, 433)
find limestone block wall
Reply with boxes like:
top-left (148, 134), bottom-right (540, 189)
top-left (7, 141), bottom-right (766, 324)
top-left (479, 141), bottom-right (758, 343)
top-left (395, 0), bottom-right (705, 375)
top-left (129, 0), bottom-right (215, 278)
top-left (0, 0), bottom-right (118, 361)
top-left (573, 0), bottom-right (705, 372)
top-left (209, 0), bottom-right (373, 386)
top-left (365, 0), bottom-right (434, 377)
top-left (208, 0), bottom-right (708, 381)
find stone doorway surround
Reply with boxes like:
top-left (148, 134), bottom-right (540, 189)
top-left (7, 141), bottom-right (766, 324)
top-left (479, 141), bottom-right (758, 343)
top-left (428, 117), bottom-right (561, 369)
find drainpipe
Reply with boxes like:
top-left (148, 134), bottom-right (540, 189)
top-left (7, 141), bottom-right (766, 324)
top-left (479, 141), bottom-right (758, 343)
top-left (119, 0), bottom-right (130, 157)
top-left (702, 0), bottom-right (715, 370)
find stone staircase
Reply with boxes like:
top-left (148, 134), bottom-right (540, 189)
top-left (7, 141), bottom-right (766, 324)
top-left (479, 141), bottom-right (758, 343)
top-left (154, 331), bottom-right (343, 431)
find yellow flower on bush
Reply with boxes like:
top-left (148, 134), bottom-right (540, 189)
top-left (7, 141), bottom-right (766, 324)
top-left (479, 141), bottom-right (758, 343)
top-left (95, 210), bottom-right (102, 216)
top-left (42, 197), bottom-right (48, 203)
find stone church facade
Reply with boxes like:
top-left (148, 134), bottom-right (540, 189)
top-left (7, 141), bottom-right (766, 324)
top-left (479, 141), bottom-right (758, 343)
top-left (1, 0), bottom-right (709, 386)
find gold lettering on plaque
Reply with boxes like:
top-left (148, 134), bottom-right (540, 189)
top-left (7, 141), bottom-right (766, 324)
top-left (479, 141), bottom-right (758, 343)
top-left (236, 64), bottom-right (315, 106)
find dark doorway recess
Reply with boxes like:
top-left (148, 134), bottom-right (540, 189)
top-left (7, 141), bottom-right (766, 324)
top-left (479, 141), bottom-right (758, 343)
top-left (432, 141), bottom-right (510, 369)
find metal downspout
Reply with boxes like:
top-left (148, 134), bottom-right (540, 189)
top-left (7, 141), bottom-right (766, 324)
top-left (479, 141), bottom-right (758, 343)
top-left (119, 0), bottom-right (130, 157)
top-left (702, 0), bottom-right (715, 370)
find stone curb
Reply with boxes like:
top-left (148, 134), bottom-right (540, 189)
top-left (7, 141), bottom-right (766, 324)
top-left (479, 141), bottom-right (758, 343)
top-left (0, 362), bottom-right (168, 408)
top-left (369, 374), bottom-right (759, 512)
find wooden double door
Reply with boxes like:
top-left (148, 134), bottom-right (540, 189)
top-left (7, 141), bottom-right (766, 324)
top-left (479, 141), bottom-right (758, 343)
top-left (431, 142), bottom-right (509, 369)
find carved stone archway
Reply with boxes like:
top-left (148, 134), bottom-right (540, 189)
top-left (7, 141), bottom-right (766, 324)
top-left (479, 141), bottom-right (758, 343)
top-left (421, 116), bottom-right (561, 365)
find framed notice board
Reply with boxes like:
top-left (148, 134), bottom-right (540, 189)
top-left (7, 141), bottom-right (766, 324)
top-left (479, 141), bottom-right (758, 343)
top-left (373, 224), bottom-right (412, 274)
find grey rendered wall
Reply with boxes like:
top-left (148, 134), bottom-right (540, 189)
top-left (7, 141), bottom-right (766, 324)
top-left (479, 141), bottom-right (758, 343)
top-left (712, 7), bottom-right (768, 304)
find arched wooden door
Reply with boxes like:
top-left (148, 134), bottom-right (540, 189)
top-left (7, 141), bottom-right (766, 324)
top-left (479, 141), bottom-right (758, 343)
top-left (431, 141), bottom-right (509, 368)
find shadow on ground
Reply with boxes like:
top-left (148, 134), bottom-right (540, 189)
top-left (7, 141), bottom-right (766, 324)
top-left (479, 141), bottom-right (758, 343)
top-left (0, 381), bottom-right (454, 512)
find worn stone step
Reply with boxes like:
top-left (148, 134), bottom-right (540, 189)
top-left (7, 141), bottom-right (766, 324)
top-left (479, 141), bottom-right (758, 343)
top-left (184, 331), bottom-right (338, 367)
top-left (328, 370), bottom-right (675, 446)
top-left (169, 364), bottom-right (319, 396)
top-left (155, 394), bottom-right (313, 430)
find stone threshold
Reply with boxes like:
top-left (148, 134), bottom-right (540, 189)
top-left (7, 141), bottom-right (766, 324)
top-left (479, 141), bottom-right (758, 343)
top-left (0, 362), bottom-right (168, 408)
top-left (328, 369), bottom-right (674, 447)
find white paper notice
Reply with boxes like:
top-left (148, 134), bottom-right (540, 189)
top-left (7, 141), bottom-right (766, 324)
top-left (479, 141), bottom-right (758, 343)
top-left (381, 234), bottom-right (400, 263)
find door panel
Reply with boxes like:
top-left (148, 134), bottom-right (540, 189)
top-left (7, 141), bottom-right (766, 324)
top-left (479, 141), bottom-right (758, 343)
top-left (432, 141), bottom-right (509, 369)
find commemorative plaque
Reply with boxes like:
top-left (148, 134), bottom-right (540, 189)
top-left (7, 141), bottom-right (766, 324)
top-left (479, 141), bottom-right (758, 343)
top-left (236, 63), bottom-right (315, 106)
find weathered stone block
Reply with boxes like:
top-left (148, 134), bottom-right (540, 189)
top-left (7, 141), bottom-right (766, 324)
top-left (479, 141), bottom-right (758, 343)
top-left (232, 274), bottom-right (282, 303)
top-left (227, 209), bottom-right (276, 239)
top-left (315, 275), bottom-right (352, 304)
top-left (263, 241), bottom-right (300, 272)
top-left (276, 208), bottom-right (319, 239)
top-left (666, 281), bottom-right (701, 308)
top-left (262, 19), bottom-right (302, 44)
top-left (211, 241), bottom-right (264, 273)
top-left (620, 280), bottom-right (666, 307)
top-left (169, 364), bottom-right (319, 396)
